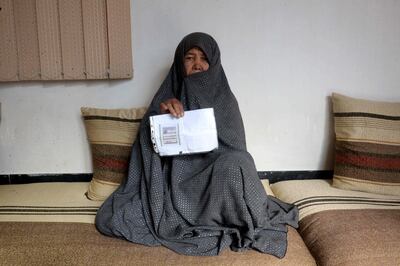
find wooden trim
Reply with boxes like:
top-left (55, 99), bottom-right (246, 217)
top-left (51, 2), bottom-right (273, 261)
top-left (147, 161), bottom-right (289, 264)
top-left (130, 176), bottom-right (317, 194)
top-left (258, 170), bottom-right (333, 183)
top-left (0, 171), bottom-right (333, 185)
top-left (0, 174), bottom-right (92, 184)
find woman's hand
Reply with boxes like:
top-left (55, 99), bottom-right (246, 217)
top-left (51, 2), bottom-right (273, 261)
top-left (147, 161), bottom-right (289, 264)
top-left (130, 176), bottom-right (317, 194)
top-left (160, 98), bottom-right (184, 118)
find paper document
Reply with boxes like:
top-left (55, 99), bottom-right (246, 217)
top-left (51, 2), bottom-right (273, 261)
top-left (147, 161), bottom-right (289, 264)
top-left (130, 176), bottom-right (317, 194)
top-left (150, 108), bottom-right (218, 156)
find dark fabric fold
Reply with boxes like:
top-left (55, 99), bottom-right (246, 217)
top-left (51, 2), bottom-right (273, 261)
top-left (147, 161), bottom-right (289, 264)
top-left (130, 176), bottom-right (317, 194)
top-left (96, 32), bottom-right (298, 257)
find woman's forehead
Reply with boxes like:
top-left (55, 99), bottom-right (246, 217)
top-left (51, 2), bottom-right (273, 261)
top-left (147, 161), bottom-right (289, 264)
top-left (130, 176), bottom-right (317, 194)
top-left (185, 47), bottom-right (206, 55)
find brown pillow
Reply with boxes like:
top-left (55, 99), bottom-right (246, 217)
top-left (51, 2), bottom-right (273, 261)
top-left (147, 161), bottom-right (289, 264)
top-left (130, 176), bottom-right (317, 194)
top-left (331, 93), bottom-right (400, 196)
top-left (81, 107), bottom-right (147, 200)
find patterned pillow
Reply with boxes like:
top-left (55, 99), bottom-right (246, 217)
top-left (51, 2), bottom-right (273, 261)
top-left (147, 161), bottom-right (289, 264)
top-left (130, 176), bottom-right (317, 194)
top-left (331, 93), bottom-right (400, 196)
top-left (81, 107), bottom-right (147, 200)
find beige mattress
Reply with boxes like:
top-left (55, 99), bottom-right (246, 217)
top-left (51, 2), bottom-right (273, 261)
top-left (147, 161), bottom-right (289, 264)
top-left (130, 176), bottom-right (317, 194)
top-left (0, 181), bottom-right (315, 266)
top-left (271, 179), bottom-right (400, 266)
top-left (271, 179), bottom-right (400, 221)
top-left (0, 182), bottom-right (102, 223)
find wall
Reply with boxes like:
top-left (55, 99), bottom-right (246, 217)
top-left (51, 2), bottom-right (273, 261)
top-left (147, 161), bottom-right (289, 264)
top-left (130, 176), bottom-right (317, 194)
top-left (0, 0), bottom-right (399, 175)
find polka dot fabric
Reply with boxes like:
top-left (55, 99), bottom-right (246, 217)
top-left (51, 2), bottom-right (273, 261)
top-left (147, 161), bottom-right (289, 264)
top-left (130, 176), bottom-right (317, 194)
top-left (95, 32), bottom-right (298, 257)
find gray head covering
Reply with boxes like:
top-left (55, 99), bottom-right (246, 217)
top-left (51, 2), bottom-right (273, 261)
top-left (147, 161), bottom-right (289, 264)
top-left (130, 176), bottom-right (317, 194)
top-left (96, 32), bottom-right (298, 257)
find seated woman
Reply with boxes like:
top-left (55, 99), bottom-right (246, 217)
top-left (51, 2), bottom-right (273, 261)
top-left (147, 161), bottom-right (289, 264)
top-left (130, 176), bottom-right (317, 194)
top-left (95, 32), bottom-right (298, 257)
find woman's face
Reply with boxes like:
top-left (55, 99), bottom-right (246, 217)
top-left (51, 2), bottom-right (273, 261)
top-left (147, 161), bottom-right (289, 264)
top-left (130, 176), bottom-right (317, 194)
top-left (183, 47), bottom-right (209, 76)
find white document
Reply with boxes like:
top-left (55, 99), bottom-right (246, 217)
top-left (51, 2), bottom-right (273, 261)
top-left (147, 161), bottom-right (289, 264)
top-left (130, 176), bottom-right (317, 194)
top-left (150, 108), bottom-right (218, 156)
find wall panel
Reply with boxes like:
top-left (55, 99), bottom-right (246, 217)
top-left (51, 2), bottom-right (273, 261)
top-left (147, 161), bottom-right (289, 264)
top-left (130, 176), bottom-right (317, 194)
top-left (107, 0), bottom-right (133, 79)
top-left (36, 0), bottom-right (63, 80)
top-left (0, 0), bottom-right (18, 81)
top-left (13, 0), bottom-right (41, 80)
top-left (82, 0), bottom-right (109, 79)
top-left (59, 0), bottom-right (85, 80)
top-left (0, 0), bottom-right (132, 82)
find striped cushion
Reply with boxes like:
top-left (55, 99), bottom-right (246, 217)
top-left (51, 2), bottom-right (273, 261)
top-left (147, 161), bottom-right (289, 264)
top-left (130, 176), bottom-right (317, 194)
top-left (331, 93), bottom-right (400, 196)
top-left (81, 107), bottom-right (147, 200)
top-left (270, 179), bottom-right (400, 221)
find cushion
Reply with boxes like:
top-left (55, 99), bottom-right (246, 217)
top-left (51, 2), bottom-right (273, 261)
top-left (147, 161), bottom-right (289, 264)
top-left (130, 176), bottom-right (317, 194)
top-left (81, 107), bottom-right (147, 200)
top-left (260, 179), bottom-right (275, 196)
top-left (0, 223), bottom-right (316, 266)
top-left (0, 182), bottom-right (102, 223)
top-left (270, 179), bottom-right (400, 221)
top-left (331, 93), bottom-right (400, 196)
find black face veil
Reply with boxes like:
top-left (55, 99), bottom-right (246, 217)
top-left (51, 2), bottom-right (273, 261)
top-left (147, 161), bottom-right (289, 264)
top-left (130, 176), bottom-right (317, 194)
top-left (95, 32), bottom-right (298, 257)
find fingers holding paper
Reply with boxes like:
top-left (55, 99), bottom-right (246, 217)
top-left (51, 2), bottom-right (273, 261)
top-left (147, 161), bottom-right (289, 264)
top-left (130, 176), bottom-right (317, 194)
top-left (160, 98), bottom-right (184, 118)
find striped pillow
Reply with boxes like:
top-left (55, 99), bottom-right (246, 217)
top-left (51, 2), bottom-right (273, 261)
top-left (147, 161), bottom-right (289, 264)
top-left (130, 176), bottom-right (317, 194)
top-left (81, 107), bottom-right (147, 200)
top-left (331, 93), bottom-right (400, 196)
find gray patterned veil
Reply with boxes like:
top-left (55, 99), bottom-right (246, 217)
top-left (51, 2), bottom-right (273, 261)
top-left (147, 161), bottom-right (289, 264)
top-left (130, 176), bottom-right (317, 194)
top-left (95, 32), bottom-right (298, 257)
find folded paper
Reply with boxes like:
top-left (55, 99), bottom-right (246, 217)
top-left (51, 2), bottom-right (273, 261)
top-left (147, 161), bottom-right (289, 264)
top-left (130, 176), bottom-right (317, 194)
top-left (150, 108), bottom-right (218, 156)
